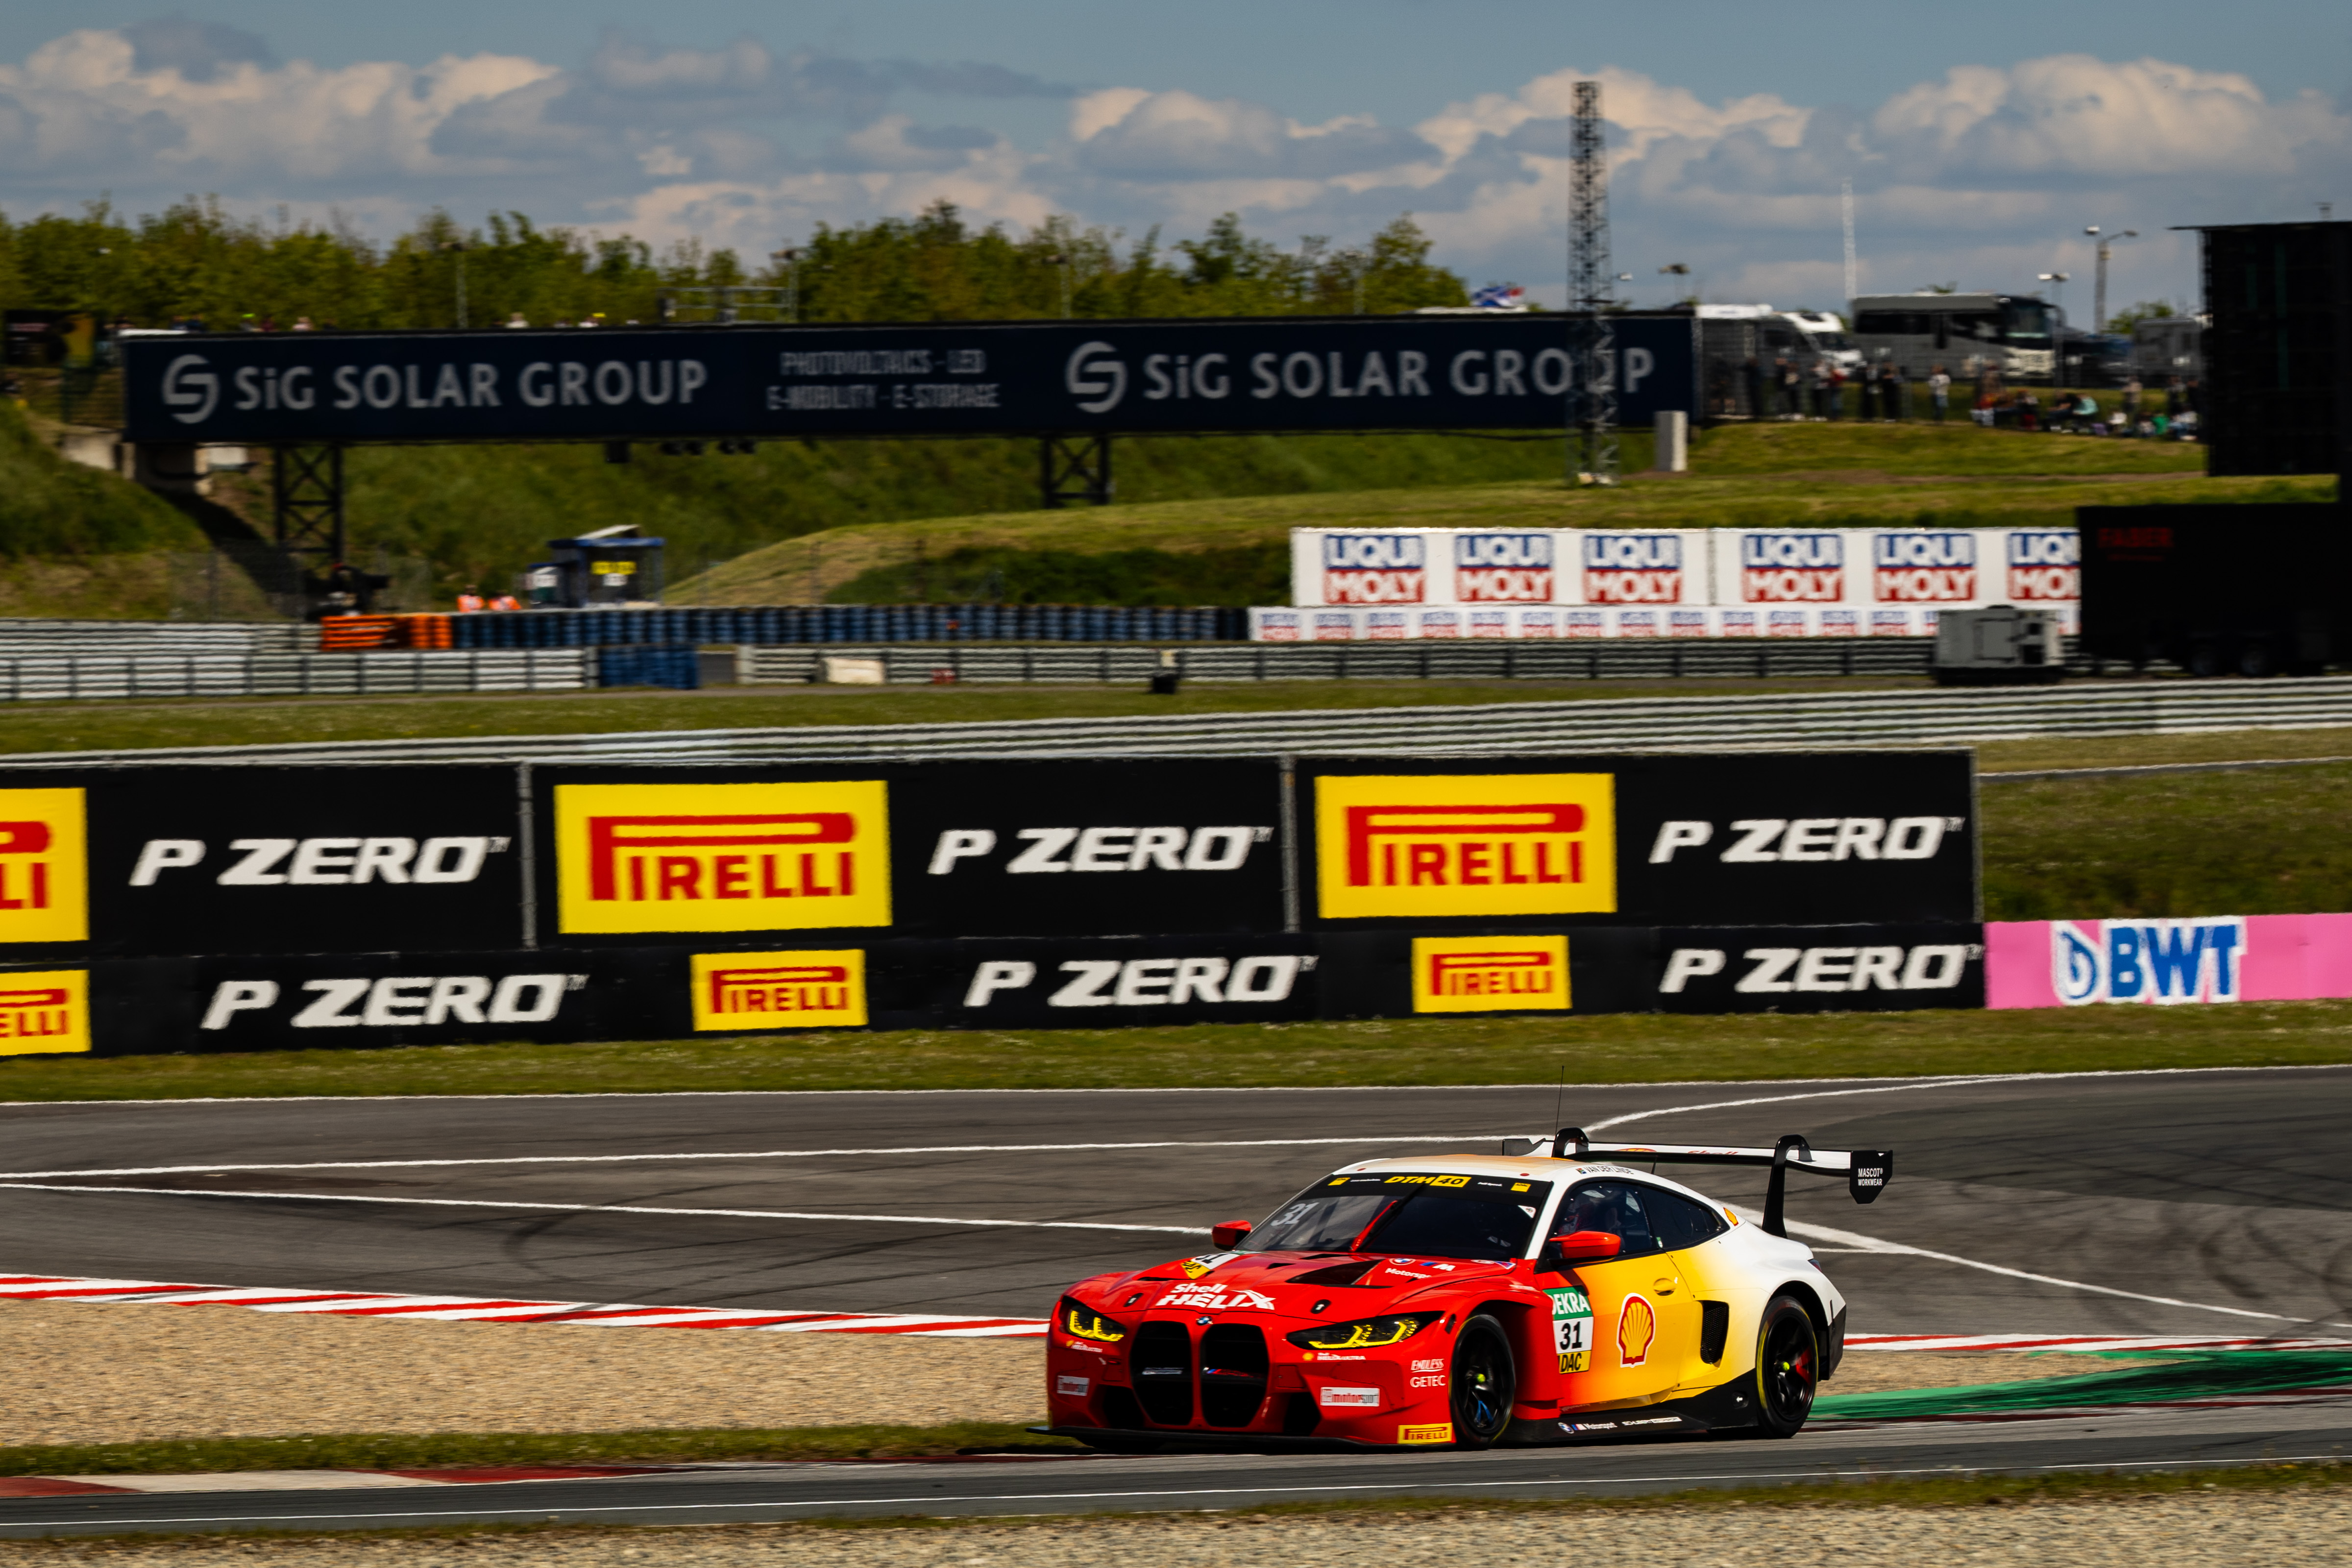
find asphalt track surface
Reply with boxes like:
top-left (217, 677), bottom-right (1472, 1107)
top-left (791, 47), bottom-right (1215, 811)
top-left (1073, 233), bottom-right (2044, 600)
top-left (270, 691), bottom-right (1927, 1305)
top-left (1, 1066), bottom-right (2348, 1535)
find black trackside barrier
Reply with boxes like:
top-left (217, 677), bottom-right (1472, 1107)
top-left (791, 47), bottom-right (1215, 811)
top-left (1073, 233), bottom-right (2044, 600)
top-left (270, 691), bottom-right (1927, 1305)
top-left (1296, 751), bottom-right (1978, 932)
top-left (0, 752), bottom-right (1976, 963)
top-left (20, 921), bottom-right (1985, 1056)
top-left (121, 315), bottom-right (1702, 446)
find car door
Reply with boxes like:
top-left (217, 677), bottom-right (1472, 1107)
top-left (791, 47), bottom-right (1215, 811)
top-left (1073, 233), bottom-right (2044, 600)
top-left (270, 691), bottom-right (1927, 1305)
top-left (1543, 1180), bottom-right (1694, 1413)
top-left (1636, 1184), bottom-right (1736, 1393)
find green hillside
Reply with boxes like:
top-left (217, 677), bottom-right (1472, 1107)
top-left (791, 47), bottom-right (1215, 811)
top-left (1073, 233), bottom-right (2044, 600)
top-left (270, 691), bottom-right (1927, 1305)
top-left (0, 404), bottom-right (207, 618)
top-left (680, 423), bottom-right (2275, 606)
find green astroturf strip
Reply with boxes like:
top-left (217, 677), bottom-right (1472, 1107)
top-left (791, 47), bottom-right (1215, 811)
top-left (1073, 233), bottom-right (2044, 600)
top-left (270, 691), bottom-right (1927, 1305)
top-left (1816, 1350), bottom-right (2352, 1421)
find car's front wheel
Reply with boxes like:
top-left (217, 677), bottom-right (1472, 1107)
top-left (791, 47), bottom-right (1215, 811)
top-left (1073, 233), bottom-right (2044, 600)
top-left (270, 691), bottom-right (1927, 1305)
top-left (1752, 1294), bottom-right (1819, 1438)
top-left (1448, 1313), bottom-right (1517, 1448)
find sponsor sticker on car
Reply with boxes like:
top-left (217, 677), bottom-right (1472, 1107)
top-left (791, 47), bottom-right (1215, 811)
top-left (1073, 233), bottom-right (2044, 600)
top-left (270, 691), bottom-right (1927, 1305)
top-left (1396, 1423), bottom-right (1453, 1444)
top-left (1548, 1285), bottom-right (1593, 1373)
top-left (1318, 1386), bottom-right (1381, 1408)
top-left (1054, 1374), bottom-right (1090, 1397)
top-left (1617, 1293), bottom-right (1657, 1367)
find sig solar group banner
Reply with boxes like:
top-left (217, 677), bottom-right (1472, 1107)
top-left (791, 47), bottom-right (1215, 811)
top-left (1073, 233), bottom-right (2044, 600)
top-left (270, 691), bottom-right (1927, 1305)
top-left (122, 314), bottom-right (1700, 444)
top-left (0, 749), bottom-right (1981, 1054)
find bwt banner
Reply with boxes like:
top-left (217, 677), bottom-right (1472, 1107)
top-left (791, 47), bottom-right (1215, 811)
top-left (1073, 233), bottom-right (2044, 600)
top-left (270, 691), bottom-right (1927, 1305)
top-left (1284, 526), bottom-right (2081, 632)
top-left (1985, 914), bottom-right (2352, 1007)
top-left (122, 315), bottom-right (1699, 443)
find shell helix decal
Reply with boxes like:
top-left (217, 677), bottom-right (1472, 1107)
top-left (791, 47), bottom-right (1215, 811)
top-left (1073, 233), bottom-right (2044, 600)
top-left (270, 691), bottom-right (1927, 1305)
top-left (1617, 1293), bottom-right (1657, 1368)
top-left (1548, 1285), bottom-right (1593, 1374)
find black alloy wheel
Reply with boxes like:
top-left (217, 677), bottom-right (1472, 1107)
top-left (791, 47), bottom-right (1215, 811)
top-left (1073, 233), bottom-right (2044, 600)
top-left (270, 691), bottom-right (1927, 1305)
top-left (1752, 1294), bottom-right (1819, 1438)
top-left (1448, 1313), bottom-right (1517, 1448)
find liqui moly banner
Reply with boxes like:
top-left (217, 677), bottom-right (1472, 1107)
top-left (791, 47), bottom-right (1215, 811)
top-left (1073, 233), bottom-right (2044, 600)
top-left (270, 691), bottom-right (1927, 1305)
top-left (1985, 914), bottom-right (2352, 1008)
top-left (1581, 532), bottom-right (1712, 606)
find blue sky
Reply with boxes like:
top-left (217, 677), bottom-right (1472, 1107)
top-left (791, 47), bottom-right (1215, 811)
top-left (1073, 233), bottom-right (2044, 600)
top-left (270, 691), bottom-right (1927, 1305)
top-left (2, 2), bottom-right (2345, 318)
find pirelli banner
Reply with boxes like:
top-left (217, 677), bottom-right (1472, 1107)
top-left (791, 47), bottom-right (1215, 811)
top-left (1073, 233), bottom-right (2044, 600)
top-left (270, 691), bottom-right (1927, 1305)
top-left (0, 750), bottom-right (1979, 1053)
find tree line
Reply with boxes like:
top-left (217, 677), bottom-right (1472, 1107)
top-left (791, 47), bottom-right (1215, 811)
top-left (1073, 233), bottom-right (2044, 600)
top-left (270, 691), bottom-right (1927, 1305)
top-left (0, 198), bottom-right (1470, 330)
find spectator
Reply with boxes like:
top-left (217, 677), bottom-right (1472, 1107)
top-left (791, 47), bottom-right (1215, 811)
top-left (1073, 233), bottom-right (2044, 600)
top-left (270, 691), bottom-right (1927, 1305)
top-left (292, 316), bottom-right (314, 331)
top-left (2017, 391), bottom-right (2041, 432)
top-left (1928, 364), bottom-right (1951, 422)
top-left (2122, 374), bottom-right (2142, 426)
top-left (1826, 363), bottom-right (1846, 419)
top-left (456, 586), bottom-right (486, 613)
top-left (506, 311), bottom-right (530, 329)
top-left (1778, 357), bottom-right (1801, 418)
top-left (1886, 360), bottom-right (1908, 421)
top-left (1809, 360), bottom-right (1831, 419)
top-left (1741, 355), bottom-right (1764, 419)
top-left (488, 591), bottom-right (521, 611)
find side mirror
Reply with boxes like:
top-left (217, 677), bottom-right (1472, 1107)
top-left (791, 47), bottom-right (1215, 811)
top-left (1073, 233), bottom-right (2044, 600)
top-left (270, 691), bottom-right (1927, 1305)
top-left (1538, 1229), bottom-right (1622, 1271)
top-left (1210, 1220), bottom-right (1254, 1250)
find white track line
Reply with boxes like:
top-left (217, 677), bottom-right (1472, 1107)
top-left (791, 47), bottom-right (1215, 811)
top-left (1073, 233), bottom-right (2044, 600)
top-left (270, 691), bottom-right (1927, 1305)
top-left (0, 1134), bottom-right (1510, 1183)
top-left (0, 1182), bottom-right (1205, 1235)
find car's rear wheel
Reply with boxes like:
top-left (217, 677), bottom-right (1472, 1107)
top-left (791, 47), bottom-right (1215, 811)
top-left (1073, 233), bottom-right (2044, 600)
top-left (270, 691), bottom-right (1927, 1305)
top-left (1752, 1294), bottom-right (1819, 1438)
top-left (1448, 1313), bottom-right (1517, 1448)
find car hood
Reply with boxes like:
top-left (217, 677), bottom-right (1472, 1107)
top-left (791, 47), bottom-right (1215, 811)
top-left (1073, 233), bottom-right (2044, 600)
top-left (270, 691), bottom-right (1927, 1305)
top-left (1093, 1250), bottom-right (1515, 1314)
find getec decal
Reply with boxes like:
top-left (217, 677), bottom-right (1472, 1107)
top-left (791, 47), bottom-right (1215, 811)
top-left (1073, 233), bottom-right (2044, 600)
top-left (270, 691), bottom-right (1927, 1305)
top-left (1314, 773), bottom-right (1617, 920)
top-left (0, 970), bottom-right (91, 1055)
top-left (690, 949), bottom-right (868, 1029)
top-left (0, 789), bottom-right (87, 945)
top-left (1411, 934), bottom-right (1570, 1013)
top-left (1584, 533), bottom-right (1684, 604)
top-left (555, 781), bottom-right (890, 934)
top-left (1873, 532), bottom-right (1976, 602)
top-left (1740, 533), bottom-right (1843, 602)
top-left (1322, 533), bottom-right (1426, 605)
top-left (1453, 533), bottom-right (1552, 603)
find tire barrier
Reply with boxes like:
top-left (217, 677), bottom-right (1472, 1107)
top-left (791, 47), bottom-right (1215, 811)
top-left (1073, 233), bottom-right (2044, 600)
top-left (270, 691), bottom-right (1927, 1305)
top-left (436, 605), bottom-right (1250, 650)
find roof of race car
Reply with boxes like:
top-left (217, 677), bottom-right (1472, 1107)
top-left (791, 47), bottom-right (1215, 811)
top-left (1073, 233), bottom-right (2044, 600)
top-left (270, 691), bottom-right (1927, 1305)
top-left (1332, 1152), bottom-right (1713, 1189)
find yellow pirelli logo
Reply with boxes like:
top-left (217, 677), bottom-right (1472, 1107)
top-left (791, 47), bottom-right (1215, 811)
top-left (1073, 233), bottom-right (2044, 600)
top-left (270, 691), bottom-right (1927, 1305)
top-left (556, 781), bottom-right (890, 935)
top-left (1412, 934), bottom-right (1570, 1014)
top-left (690, 950), bottom-right (868, 1030)
top-left (0, 970), bottom-right (92, 1055)
top-left (1396, 1422), bottom-right (1454, 1445)
top-left (1315, 773), bottom-right (1614, 920)
top-left (0, 789), bottom-right (87, 945)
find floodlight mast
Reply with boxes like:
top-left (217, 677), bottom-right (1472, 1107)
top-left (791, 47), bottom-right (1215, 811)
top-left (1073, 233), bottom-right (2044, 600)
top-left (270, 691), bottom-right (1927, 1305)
top-left (1568, 79), bottom-right (1617, 487)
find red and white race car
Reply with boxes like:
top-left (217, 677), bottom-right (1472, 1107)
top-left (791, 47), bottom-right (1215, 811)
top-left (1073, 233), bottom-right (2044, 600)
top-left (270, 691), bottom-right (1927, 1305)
top-left (1043, 1130), bottom-right (1891, 1449)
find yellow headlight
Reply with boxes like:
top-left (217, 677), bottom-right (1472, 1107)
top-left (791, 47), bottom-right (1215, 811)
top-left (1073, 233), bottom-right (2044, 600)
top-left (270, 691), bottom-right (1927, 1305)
top-left (1062, 1302), bottom-right (1127, 1344)
top-left (1285, 1313), bottom-right (1441, 1350)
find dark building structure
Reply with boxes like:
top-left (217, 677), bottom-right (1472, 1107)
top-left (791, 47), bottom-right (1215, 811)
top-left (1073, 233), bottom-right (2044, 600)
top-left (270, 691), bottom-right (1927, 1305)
top-left (2192, 220), bottom-right (2352, 477)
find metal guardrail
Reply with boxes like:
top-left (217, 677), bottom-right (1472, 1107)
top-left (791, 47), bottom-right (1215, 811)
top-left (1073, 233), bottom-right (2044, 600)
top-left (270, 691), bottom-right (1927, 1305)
top-left (9, 673), bottom-right (2352, 767)
top-left (741, 638), bottom-right (1944, 685)
top-left (0, 650), bottom-right (588, 703)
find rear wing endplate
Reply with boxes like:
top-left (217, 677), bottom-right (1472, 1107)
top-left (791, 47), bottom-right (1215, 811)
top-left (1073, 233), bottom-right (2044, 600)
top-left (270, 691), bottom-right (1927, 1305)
top-left (1500, 1129), bottom-right (1893, 1238)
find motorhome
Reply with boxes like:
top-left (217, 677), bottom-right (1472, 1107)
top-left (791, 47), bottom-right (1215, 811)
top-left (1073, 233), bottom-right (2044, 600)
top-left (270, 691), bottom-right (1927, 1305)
top-left (1849, 293), bottom-right (2058, 381)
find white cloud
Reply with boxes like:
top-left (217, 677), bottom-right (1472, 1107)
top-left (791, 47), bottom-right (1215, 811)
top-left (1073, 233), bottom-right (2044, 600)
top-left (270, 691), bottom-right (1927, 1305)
top-left (0, 27), bottom-right (2344, 315)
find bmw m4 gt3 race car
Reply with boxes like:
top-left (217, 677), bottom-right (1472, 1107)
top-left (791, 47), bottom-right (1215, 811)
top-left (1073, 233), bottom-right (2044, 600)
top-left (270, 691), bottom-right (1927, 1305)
top-left (1044, 1130), bottom-right (1891, 1450)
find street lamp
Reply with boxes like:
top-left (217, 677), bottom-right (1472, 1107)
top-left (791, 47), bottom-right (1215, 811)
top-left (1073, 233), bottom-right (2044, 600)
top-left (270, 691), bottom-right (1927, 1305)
top-left (440, 240), bottom-right (468, 330)
top-left (771, 248), bottom-right (801, 322)
top-left (2084, 225), bottom-right (2136, 335)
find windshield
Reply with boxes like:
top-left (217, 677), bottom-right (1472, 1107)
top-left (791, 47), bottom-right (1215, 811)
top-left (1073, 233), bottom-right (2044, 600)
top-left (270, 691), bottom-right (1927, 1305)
top-left (2002, 303), bottom-right (2052, 342)
top-left (1247, 1171), bottom-right (1553, 1262)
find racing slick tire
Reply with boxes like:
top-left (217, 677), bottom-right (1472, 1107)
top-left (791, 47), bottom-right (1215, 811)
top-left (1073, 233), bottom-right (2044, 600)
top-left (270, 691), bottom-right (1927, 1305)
top-left (1448, 1313), bottom-right (1517, 1448)
top-left (1751, 1293), bottom-right (1820, 1438)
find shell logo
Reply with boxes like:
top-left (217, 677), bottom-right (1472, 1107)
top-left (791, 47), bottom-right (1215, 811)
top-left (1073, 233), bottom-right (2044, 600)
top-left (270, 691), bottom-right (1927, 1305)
top-left (1617, 1294), bottom-right (1656, 1367)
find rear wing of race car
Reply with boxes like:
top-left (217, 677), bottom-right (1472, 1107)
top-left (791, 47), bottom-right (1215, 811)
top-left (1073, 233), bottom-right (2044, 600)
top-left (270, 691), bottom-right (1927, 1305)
top-left (1500, 1129), bottom-right (1893, 1239)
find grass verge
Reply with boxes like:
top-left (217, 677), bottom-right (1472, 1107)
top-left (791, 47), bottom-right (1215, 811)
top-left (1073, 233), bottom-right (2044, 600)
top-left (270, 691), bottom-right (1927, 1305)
top-left (0, 1422), bottom-right (1069, 1478)
top-left (5, 998), bottom-right (2351, 1102)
